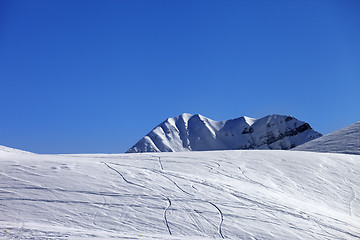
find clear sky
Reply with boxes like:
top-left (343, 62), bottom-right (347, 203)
top-left (1, 0), bottom-right (359, 153)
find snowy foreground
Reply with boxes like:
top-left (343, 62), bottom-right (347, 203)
top-left (1, 150), bottom-right (359, 239)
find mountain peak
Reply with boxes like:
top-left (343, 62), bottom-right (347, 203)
top-left (177, 113), bottom-right (193, 120)
top-left (127, 113), bottom-right (322, 153)
top-left (242, 116), bottom-right (257, 126)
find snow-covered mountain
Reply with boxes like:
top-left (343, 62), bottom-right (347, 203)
top-left (293, 121), bottom-right (360, 155)
top-left (127, 113), bottom-right (322, 153)
top-left (1, 150), bottom-right (359, 239)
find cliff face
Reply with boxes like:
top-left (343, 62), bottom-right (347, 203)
top-left (127, 113), bottom-right (322, 153)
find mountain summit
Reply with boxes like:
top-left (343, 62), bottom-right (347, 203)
top-left (126, 113), bottom-right (322, 153)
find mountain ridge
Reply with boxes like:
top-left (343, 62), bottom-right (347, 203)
top-left (127, 113), bottom-right (322, 153)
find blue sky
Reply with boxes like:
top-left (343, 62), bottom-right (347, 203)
top-left (1, 0), bottom-right (359, 153)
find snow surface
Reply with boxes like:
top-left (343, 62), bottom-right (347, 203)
top-left (127, 113), bottom-right (322, 153)
top-left (294, 121), bottom-right (360, 155)
top-left (1, 149), bottom-right (359, 239)
top-left (0, 145), bottom-right (30, 154)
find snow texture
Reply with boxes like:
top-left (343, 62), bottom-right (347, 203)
top-left (1, 149), bottom-right (359, 239)
top-left (127, 113), bottom-right (322, 153)
top-left (0, 145), bottom-right (30, 154)
top-left (294, 121), bottom-right (360, 155)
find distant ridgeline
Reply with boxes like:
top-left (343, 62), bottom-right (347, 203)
top-left (127, 113), bottom-right (322, 153)
top-left (293, 121), bottom-right (360, 155)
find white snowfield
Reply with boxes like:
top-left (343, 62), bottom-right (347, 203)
top-left (0, 145), bottom-right (30, 154)
top-left (1, 149), bottom-right (359, 239)
top-left (294, 122), bottom-right (360, 155)
top-left (127, 113), bottom-right (322, 153)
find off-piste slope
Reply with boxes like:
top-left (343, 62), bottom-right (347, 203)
top-left (294, 121), bottom-right (360, 155)
top-left (127, 113), bottom-right (322, 153)
top-left (1, 150), bottom-right (359, 239)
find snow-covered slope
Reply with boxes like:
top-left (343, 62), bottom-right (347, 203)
top-left (294, 121), bottom-right (360, 155)
top-left (0, 144), bottom-right (30, 154)
top-left (127, 113), bottom-right (322, 153)
top-left (1, 150), bottom-right (359, 239)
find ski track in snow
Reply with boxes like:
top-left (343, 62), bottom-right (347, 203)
top-left (164, 197), bottom-right (172, 235)
top-left (158, 157), bottom-right (164, 171)
top-left (102, 162), bottom-right (145, 189)
top-left (208, 201), bottom-right (224, 239)
top-left (341, 162), bottom-right (356, 217)
top-left (238, 165), bottom-right (269, 189)
top-left (1, 150), bottom-right (360, 239)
